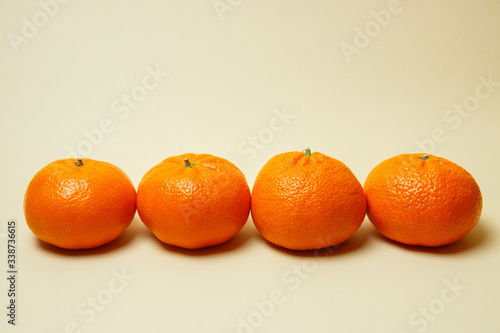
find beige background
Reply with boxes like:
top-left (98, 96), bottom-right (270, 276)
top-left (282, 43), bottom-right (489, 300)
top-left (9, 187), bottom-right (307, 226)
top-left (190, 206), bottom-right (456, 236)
top-left (1, 1), bottom-right (500, 332)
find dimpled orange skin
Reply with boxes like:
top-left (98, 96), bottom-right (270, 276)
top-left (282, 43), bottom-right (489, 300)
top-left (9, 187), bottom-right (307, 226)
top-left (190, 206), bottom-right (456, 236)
top-left (251, 150), bottom-right (366, 250)
top-left (363, 153), bottom-right (483, 247)
top-left (23, 159), bottom-right (137, 250)
top-left (137, 154), bottom-right (251, 249)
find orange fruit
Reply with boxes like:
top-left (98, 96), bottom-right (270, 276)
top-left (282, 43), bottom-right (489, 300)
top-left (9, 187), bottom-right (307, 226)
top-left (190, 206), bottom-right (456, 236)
top-left (363, 153), bottom-right (483, 247)
top-left (137, 153), bottom-right (251, 249)
top-left (24, 158), bottom-right (136, 249)
top-left (251, 148), bottom-right (366, 250)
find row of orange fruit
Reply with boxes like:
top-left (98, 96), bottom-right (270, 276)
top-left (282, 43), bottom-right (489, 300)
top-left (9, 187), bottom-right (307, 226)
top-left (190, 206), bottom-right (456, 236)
top-left (23, 149), bottom-right (483, 251)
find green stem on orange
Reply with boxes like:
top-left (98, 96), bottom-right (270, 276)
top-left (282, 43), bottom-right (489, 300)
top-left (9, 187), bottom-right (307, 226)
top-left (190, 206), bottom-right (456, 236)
top-left (303, 148), bottom-right (312, 157)
top-left (421, 154), bottom-right (429, 160)
top-left (75, 158), bottom-right (84, 166)
top-left (184, 158), bottom-right (194, 168)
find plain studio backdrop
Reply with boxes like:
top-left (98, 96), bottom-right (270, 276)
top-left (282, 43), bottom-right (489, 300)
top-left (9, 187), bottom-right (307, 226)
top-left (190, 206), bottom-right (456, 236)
top-left (1, 1), bottom-right (499, 332)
